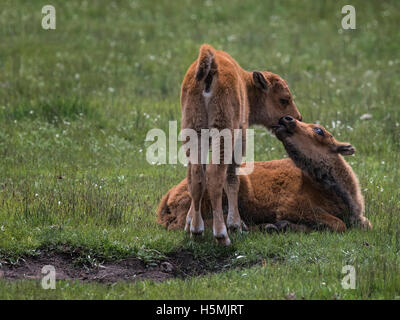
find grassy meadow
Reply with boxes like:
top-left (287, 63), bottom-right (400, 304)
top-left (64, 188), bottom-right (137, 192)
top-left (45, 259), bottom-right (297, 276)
top-left (0, 0), bottom-right (400, 299)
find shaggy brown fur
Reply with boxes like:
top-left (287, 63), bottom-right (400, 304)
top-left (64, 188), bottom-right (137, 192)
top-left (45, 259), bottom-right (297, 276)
top-left (157, 117), bottom-right (372, 233)
top-left (181, 44), bottom-right (302, 245)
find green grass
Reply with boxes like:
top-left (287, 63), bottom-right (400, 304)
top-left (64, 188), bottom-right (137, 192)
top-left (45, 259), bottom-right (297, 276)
top-left (1, 0), bottom-right (400, 299)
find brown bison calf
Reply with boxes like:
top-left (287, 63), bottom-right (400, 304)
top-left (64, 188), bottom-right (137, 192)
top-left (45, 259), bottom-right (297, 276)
top-left (157, 117), bottom-right (372, 233)
top-left (181, 44), bottom-right (301, 245)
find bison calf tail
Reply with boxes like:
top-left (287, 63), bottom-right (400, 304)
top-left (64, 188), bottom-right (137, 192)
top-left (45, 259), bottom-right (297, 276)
top-left (195, 44), bottom-right (217, 82)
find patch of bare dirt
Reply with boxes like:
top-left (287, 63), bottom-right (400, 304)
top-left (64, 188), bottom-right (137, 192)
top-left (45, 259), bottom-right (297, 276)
top-left (0, 250), bottom-right (253, 283)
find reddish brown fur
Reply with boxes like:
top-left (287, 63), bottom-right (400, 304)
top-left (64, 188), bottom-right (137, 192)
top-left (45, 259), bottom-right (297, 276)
top-left (181, 44), bottom-right (301, 245)
top-left (157, 120), bottom-right (372, 233)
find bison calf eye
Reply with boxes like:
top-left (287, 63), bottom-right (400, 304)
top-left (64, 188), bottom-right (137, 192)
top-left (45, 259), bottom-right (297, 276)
top-left (280, 98), bottom-right (289, 105)
top-left (313, 127), bottom-right (325, 136)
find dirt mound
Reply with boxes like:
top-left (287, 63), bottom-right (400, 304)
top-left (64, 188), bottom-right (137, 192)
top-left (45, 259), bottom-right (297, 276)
top-left (0, 250), bottom-right (255, 283)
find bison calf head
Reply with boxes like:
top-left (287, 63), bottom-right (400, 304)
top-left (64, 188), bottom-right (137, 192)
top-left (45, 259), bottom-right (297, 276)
top-left (251, 71), bottom-right (302, 130)
top-left (274, 116), bottom-right (355, 161)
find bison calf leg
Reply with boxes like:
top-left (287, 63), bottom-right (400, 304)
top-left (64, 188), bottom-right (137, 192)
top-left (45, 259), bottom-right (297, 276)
top-left (185, 163), bottom-right (206, 237)
top-left (207, 163), bottom-right (230, 246)
top-left (274, 220), bottom-right (310, 232)
top-left (224, 163), bottom-right (246, 232)
top-left (350, 215), bottom-right (372, 230)
top-left (311, 211), bottom-right (347, 232)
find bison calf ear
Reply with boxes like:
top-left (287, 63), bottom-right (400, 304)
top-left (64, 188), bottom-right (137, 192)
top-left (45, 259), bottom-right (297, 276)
top-left (253, 71), bottom-right (269, 91)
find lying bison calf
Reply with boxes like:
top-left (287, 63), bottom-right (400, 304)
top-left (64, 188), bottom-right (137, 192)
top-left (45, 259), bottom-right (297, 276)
top-left (157, 116), bottom-right (372, 233)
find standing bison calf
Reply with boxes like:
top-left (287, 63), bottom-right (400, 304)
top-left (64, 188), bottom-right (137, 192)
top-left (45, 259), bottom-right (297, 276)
top-left (181, 44), bottom-right (301, 245)
top-left (157, 117), bottom-right (372, 232)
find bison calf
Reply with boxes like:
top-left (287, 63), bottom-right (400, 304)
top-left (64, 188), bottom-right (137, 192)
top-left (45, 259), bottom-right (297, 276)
top-left (157, 117), bottom-right (372, 233)
top-left (180, 44), bottom-right (301, 245)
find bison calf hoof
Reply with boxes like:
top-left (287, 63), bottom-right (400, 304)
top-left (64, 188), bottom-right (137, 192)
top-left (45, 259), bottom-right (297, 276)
top-left (261, 223), bottom-right (279, 234)
top-left (358, 217), bottom-right (372, 230)
top-left (274, 220), bottom-right (291, 232)
top-left (227, 223), bottom-right (240, 233)
top-left (215, 235), bottom-right (231, 246)
top-left (214, 226), bottom-right (231, 246)
top-left (187, 218), bottom-right (205, 238)
top-left (227, 221), bottom-right (248, 233)
top-left (190, 230), bottom-right (204, 239)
